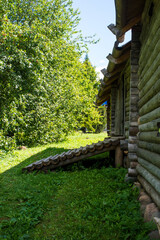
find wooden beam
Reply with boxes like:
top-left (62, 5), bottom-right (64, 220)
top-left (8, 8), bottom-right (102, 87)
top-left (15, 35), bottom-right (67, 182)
top-left (115, 145), bottom-right (123, 167)
top-left (108, 23), bottom-right (122, 37)
top-left (108, 15), bottom-right (141, 38)
top-left (107, 50), bottom-right (130, 64)
top-left (104, 63), bottom-right (126, 80)
top-left (121, 15), bottom-right (141, 36)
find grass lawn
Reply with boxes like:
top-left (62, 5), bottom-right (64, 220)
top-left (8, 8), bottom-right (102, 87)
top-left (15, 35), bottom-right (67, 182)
top-left (0, 132), bottom-right (153, 240)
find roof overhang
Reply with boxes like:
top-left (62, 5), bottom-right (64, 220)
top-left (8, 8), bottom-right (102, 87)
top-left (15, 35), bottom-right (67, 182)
top-left (96, 41), bottom-right (131, 106)
top-left (111, 0), bottom-right (145, 38)
top-left (96, 0), bottom-right (146, 106)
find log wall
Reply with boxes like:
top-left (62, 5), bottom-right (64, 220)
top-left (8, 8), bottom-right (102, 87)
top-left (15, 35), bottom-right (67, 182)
top-left (127, 25), bottom-right (141, 180)
top-left (107, 98), bottom-right (111, 134)
top-left (115, 77), bottom-right (124, 135)
top-left (124, 62), bottom-right (130, 139)
top-left (137, 0), bottom-right (160, 210)
top-left (111, 85), bottom-right (117, 135)
top-left (110, 63), bottom-right (130, 138)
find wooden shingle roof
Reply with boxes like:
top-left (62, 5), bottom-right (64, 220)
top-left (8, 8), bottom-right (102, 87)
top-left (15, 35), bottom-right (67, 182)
top-left (22, 137), bottom-right (124, 172)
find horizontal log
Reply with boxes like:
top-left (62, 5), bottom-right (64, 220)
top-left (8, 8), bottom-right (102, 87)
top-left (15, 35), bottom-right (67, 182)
top-left (138, 140), bottom-right (160, 155)
top-left (129, 126), bottom-right (138, 136)
top-left (130, 76), bottom-right (138, 88)
top-left (139, 64), bottom-right (160, 95)
top-left (130, 95), bottom-right (139, 104)
top-left (130, 122), bottom-right (138, 127)
top-left (139, 92), bottom-right (160, 116)
top-left (138, 175), bottom-right (160, 209)
top-left (129, 136), bottom-right (137, 142)
top-left (130, 88), bottom-right (139, 95)
top-left (128, 168), bottom-right (138, 177)
top-left (139, 39), bottom-right (160, 90)
top-left (137, 147), bottom-right (160, 168)
top-left (138, 157), bottom-right (160, 181)
top-left (139, 16), bottom-right (160, 73)
top-left (139, 119), bottom-right (160, 132)
top-left (139, 28), bottom-right (160, 86)
top-left (131, 57), bottom-right (139, 66)
top-left (139, 107), bottom-right (160, 125)
top-left (128, 143), bottom-right (138, 153)
top-left (136, 165), bottom-right (160, 195)
top-left (120, 139), bottom-right (128, 150)
top-left (130, 105), bottom-right (139, 112)
top-left (138, 131), bottom-right (160, 144)
top-left (130, 161), bottom-right (138, 169)
top-left (128, 153), bottom-right (138, 162)
top-left (131, 65), bottom-right (139, 73)
top-left (131, 48), bottom-right (140, 56)
top-left (138, 78), bottom-right (160, 108)
top-left (130, 112), bottom-right (139, 121)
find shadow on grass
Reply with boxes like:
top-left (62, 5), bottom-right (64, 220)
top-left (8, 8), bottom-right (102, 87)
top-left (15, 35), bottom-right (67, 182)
top-left (56, 152), bottom-right (113, 172)
top-left (0, 146), bottom-right (69, 177)
top-left (0, 145), bottom-right (112, 178)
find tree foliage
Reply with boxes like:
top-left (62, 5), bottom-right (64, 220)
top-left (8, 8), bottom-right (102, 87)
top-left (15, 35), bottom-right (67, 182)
top-left (0, 0), bottom-right (102, 150)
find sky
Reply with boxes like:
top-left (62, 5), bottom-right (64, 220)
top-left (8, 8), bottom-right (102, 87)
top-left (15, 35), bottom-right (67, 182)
top-left (72, 0), bottom-right (116, 79)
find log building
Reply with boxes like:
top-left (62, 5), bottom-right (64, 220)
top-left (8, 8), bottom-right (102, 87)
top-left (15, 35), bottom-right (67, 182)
top-left (96, 0), bottom-right (160, 221)
top-left (23, 0), bottom-right (160, 232)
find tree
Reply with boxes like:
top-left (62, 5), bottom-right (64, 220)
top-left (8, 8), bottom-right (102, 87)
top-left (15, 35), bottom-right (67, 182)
top-left (0, 0), bottom-right (103, 150)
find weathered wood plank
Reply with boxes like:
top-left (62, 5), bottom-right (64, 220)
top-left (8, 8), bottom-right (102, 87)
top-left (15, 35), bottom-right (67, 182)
top-left (115, 145), bottom-right (123, 167)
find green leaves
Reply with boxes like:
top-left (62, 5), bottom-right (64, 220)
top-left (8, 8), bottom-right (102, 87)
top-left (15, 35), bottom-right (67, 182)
top-left (0, 0), bottom-right (103, 149)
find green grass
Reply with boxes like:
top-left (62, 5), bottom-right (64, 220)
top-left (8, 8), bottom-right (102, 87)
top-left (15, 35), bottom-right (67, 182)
top-left (0, 132), bottom-right (153, 240)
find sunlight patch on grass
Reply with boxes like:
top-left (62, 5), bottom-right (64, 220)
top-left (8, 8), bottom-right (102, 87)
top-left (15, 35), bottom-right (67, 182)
top-left (0, 132), bottom-right (107, 174)
top-left (0, 132), bottom-right (153, 240)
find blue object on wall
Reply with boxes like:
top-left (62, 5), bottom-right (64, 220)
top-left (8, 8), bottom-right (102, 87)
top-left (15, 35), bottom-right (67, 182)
top-left (101, 101), bottom-right (107, 106)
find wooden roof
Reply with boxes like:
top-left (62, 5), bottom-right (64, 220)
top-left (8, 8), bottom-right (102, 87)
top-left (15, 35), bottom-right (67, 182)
top-left (115, 0), bottom-right (145, 36)
top-left (96, 0), bottom-right (146, 106)
top-left (96, 41), bottom-right (131, 106)
top-left (22, 137), bottom-right (124, 172)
